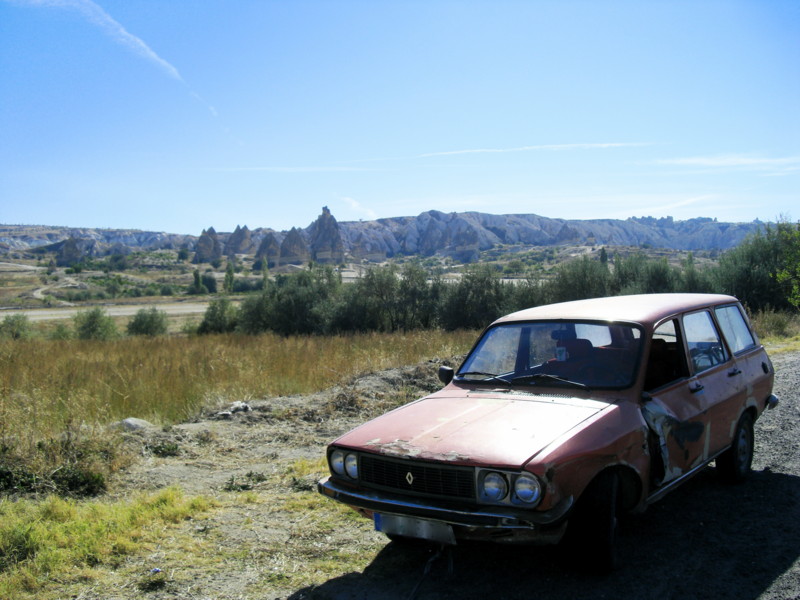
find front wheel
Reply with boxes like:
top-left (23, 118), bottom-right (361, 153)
top-left (561, 470), bottom-right (619, 573)
top-left (716, 412), bottom-right (754, 483)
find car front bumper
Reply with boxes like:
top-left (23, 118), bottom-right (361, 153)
top-left (318, 475), bottom-right (573, 543)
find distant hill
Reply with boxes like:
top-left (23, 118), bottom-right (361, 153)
top-left (0, 209), bottom-right (767, 266)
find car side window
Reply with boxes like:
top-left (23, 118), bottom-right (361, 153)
top-left (714, 304), bottom-right (756, 354)
top-left (683, 310), bottom-right (728, 373)
top-left (645, 319), bottom-right (689, 390)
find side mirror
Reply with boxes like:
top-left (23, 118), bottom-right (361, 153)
top-left (438, 366), bottom-right (454, 385)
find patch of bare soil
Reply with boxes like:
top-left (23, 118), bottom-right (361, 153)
top-left (103, 353), bottom-right (799, 600)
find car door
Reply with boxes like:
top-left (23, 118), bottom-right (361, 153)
top-left (713, 302), bottom-right (775, 435)
top-left (642, 310), bottom-right (733, 485)
top-left (681, 308), bottom-right (741, 456)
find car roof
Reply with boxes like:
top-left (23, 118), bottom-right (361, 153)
top-left (494, 293), bottom-right (740, 326)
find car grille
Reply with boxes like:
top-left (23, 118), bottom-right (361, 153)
top-left (359, 454), bottom-right (475, 501)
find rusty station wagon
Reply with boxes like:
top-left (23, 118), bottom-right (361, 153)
top-left (318, 294), bottom-right (779, 569)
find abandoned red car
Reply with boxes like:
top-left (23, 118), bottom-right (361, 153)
top-left (318, 294), bottom-right (779, 569)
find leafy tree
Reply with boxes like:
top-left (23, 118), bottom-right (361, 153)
top-left (358, 265), bottom-right (400, 331)
top-left (507, 274), bottom-right (547, 312)
top-left (640, 258), bottom-right (678, 293)
top-left (439, 264), bottom-right (505, 330)
top-left (609, 253), bottom-right (647, 295)
top-left (0, 314), bottom-right (34, 340)
top-left (679, 252), bottom-right (713, 293)
top-left (224, 261), bottom-right (235, 293)
top-left (235, 266), bottom-right (341, 335)
top-left (198, 298), bottom-right (238, 334)
top-left (271, 266), bottom-right (340, 335)
top-left (547, 255), bottom-right (609, 303)
top-left (503, 259), bottom-right (526, 276)
top-left (775, 221), bottom-right (800, 310)
top-left (711, 223), bottom-right (792, 311)
top-left (187, 269), bottom-right (209, 295)
top-left (202, 272), bottom-right (218, 294)
top-left (237, 285), bottom-right (275, 334)
top-left (106, 254), bottom-right (129, 271)
top-left (397, 262), bottom-right (436, 330)
top-left (73, 308), bottom-right (119, 340)
top-left (127, 307), bottom-right (169, 336)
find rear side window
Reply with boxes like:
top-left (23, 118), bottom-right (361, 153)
top-left (715, 304), bottom-right (756, 354)
top-left (683, 310), bottom-right (728, 373)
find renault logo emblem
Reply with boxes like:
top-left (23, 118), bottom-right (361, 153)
top-left (406, 472), bottom-right (414, 485)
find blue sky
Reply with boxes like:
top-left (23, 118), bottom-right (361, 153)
top-left (1, 0), bottom-right (798, 235)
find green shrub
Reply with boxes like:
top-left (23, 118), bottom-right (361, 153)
top-left (750, 309), bottom-right (800, 339)
top-left (197, 298), bottom-right (237, 334)
top-left (0, 315), bottom-right (33, 340)
top-left (73, 308), bottom-right (119, 341)
top-left (48, 323), bottom-right (73, 340)
top-left (127, 308), bottom-right (168, 337)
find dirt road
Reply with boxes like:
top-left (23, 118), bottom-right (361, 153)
top-left (10, 301), bottom-right (210, 322)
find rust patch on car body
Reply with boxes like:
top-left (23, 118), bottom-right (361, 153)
top-left (365, 438), bottom-right (471, 462)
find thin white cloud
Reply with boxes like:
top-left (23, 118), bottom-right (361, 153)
top-left (635, 194), bottom-right (716, 214)
top-left (212, 166), bottom-right (376, 173)
top-left (190, 92), bottom-right (218, 117)
top-left (418, 142), bottom-right (651, 158)
top-left (10, 0), bottom-right (183, 81)
top-left (654, 154), bottom-right (800, 175)
top-left (341, 197), bottom-right (378, 220)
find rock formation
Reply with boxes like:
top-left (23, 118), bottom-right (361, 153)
top-left (193, 227), bottom-right (222, 264)
top-left (279, 228), bottom-right (310, 266)
top-left (224, 225), bottom-right (255, 257)
top-left (255, 232), bottom-right (281, 269)
top-left (308, 207), bottom-right (344, 264)
top-left (1, 211), bottom-right (767, 267)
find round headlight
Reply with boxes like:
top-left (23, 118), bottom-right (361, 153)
top-left (514, 473), bottom-right (542, 504)
top-left (480, 471), bottom-right (508, 502)
top-left (345, 453), bottom-right (359, 479)
top-left (330, 450), bottom-right (345, 476)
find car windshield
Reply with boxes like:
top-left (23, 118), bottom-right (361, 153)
top-left (457, 321), bottom-right (644, 389)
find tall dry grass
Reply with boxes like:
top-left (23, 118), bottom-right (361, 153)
top-left (0, 330), bottom-right (475, 448)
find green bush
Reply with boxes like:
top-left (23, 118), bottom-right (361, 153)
top-left (750, 309), bottom-right (800, 339)
top-left (187, 270), bottom-right (208, 295)
top-left (0, 314), bottom-right (33, 340)
top-left (73, 308), bottom-right (119, 341)
top-left (48, 322), bottom-right (73, 340)
top-left (127, 308), bottom-right (168, 337)
top-left (197, 298), bottom-right (237, 334)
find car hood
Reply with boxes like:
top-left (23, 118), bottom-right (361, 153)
top-left (333, 389), bottom-right (611, 468)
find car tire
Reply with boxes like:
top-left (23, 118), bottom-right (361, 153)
top-left (562, 469), bottom-right (619, 573)
top-left (717, 411), bottom-right (754, 483)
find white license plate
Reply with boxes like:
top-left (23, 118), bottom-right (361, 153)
top-left (374, 513), bottom-right (456, 545)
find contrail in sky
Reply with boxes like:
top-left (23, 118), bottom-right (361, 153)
top-left (418, 143), bottom-right (651, 158)
top-left (8, 0), bottom-right (183, 81)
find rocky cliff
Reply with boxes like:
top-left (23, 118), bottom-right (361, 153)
top-left (0, 210), bottom-right (767, 266)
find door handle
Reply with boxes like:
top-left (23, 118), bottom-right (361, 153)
top-left (728, 368), bottom-right (742, 377)
top-left (689, 382), bottom-right (704, 393)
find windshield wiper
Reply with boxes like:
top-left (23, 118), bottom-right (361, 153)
top-left (511, 373), bottom-right (588, 390)
top-left (456, 371), bottom-right (511, 385)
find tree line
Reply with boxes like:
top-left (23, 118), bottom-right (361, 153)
top-left (195, 222), bottom-right (800, 336)
top-left (3, 222), bottom-right (797, 341)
